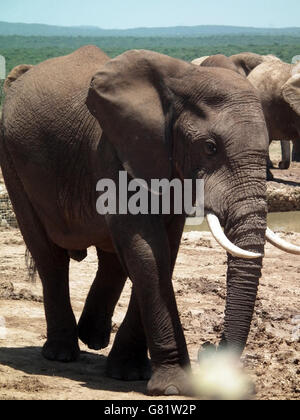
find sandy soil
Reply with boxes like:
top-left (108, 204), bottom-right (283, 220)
top-left (0, 227), bottom-right (299, 400)
top-left (269, 141), bottom-right (300, 184)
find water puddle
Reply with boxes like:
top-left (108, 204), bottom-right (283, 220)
top-left (185, 212), bottom-right (300, 233)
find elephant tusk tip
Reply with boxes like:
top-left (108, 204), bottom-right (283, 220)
top-left (266, 228), bottom-right (300, 255)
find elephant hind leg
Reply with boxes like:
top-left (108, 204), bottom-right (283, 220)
top-left (292, 140), bottom-right (300, 162)
top-left (78, 249), bottom-right (127, 351)
top-left (279, 141), bottom-right (291, 169)
top-left (0, 141), bottom-right (79, 362)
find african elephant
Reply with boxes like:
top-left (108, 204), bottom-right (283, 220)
top-left (1, 46), bottom-right (297, 396)
top-left (192, 53), bottom-right (299, 177)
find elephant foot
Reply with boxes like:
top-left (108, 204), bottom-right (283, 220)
top-left (42, 338), bottom-right (80, 363)
top-left (106, 350), bottom-right (152, 381)
top-left (78, 315), bottom-right (111, 351)
top-left (147, 365), bottom-right (193, 396)
top-left (267, 168), bottom-right (274, 181)
top-left (279, 161), bottom-right (290, 170)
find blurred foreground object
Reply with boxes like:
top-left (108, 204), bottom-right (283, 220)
top-left (193, 345), bottom-right (255, 400)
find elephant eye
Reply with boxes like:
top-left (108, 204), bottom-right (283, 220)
top-left (204, 139), bottom-right (218, 156)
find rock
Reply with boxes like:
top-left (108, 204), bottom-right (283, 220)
top-left (0, 281), bottom-right (14, 299)
top-left (189, 309), bottom-right (204, 318)
top-left (1, 219), bottom-right (9, 228)
top-left (267, 182), bottom-right (300, 212)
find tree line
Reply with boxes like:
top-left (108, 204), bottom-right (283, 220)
top-left (0, 34), bottom-right (299, 75)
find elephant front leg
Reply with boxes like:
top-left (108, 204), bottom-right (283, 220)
top-left (106, 214), bottom-right (191, 396)
top-left (78, 249), bottom-right (127, 350)
top-left (106, 287), bottom-right (151, 381)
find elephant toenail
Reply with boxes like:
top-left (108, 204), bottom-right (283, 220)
top-left (165, 385), bottom-right (179, 396)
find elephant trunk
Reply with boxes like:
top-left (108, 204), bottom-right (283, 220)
top-left (220, 178), bottom-right (267, 354)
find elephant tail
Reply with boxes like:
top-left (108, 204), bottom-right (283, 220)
top-left (3, 64), bottom-right (33, 95)
top-left (25, 248), bottom-right (37, 283)
top-left (0, 116), bottom-right (3, 142)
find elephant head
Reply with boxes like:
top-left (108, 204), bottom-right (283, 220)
top-left (86, 50), bottom-right (299, 354)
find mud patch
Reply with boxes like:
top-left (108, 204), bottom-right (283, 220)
top-left (0, 281), bottom-right (42, 302)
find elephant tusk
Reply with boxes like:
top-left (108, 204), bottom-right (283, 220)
top-left (266, 228), bottom-right (300, 255)
top-left (206, 213), bottom-right (263, 259)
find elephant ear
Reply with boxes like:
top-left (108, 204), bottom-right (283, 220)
top-left (282, 73), bottom-right (300, 116)
top-left (86, 49), bottom-right (192, 184)
top-left (230, 53), bottom-right (274, 77)
top-left (199, 54), bottom-right (242, 76)
top-left (3, 64), bottom-right (33, 94)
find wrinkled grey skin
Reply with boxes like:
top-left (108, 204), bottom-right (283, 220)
top-left (195, 53), bottom-right (300, 177)
top-left (0, 46), bottom-right (269, 396)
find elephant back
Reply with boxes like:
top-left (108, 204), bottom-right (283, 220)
top-left (2, 45), bottom-right (108, 145)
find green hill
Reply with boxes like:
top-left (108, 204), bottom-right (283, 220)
top-left (1, 21), bottom-right (300, 37)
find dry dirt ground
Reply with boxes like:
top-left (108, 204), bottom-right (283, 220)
top-left (0, 143), bottom-right (299, 400)
top-left (0, 228), bottom-right (299, 400)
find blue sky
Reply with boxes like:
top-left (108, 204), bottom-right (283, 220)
top-left (1, 0), bottom-right (299, 29)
